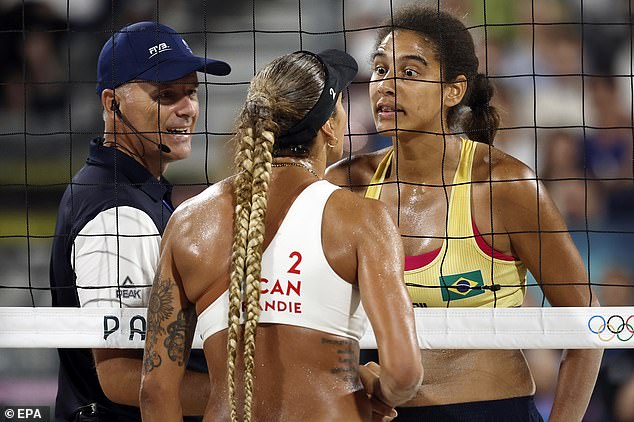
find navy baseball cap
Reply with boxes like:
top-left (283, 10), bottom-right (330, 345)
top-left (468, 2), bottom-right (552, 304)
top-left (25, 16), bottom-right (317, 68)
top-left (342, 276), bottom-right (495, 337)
top-left (277, 49), bottom-right (358, 145)
top-left (96, 21), bottom-right (231, 94)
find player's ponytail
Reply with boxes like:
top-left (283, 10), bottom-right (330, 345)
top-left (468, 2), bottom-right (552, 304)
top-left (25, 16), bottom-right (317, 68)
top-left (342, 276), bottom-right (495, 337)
top-left (227, 51), bottom-right (325, 422)
top-left (227, 125), bottom-right (256, 422)
top-left (461, 73), bottom-right (499, 145)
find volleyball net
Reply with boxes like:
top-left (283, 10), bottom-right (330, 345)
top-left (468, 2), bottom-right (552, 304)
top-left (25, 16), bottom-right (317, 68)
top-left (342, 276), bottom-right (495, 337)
top-left (0, 0), bottom-right (633, 352)
top-left (1, 307), bottom-right (633, 349)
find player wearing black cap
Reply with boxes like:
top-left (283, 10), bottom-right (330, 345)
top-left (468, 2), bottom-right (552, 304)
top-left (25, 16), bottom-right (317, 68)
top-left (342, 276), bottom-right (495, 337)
top-left (49, 21), bottom-right (230, 421)
top-left (139, 49), bottom-right (423, 422)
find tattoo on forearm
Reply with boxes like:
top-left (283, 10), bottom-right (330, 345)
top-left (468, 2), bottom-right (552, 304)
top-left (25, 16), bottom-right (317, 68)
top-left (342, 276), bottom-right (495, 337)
top-left (322, 338), bottom-right (361, 389)
top-left (143, 350), bottom-right (162, 373)
top-left (164, 308), bottom-right (196, 366)
top-left (143, 277), bottom-right (175, 373)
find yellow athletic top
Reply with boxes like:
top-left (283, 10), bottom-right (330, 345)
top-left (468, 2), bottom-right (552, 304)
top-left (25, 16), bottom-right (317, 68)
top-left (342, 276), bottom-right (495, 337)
top-left (365, 138), bottom-right (527, 308)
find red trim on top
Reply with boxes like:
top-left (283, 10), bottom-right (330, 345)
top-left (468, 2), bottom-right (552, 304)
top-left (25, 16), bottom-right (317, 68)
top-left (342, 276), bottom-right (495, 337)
top-left (472, 221), bottom-right (518, 261)
top-left (404, 248), bottom-right (441, 271)
top-left (403, 221), bottom-right (518, 271)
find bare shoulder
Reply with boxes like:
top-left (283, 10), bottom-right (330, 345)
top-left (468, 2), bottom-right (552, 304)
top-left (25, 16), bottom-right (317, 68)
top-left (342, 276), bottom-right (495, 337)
top-left (472, 143), bottom-right (538, 199)
top-left (176, 176), bottom-right (235, 215)
top-left (166, 176), bottom-right (236, 241)
top-left (327, 187), bottom-right (394, 233)
top-left (325, 187), bottom-right (402, 273)
top-left (326, 147), bottom-right (392, 192)
top-left (472, 143), bottom-right (566, 229)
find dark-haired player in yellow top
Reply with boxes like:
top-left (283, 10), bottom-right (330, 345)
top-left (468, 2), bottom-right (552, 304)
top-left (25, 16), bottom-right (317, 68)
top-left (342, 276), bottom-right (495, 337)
top-left (365, 137), bottom-right (526, 309)
top-left (327, 5), bottom-right (603, 422)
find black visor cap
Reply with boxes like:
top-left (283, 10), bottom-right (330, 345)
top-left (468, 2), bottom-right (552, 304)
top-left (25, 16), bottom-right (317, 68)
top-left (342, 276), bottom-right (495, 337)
top-left (277, 49), bottom-right (358, 145)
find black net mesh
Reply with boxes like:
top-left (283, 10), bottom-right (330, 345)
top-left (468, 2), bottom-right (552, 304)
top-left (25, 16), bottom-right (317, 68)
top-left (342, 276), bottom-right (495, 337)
top-left (0, 0), bottom-right (632, 416)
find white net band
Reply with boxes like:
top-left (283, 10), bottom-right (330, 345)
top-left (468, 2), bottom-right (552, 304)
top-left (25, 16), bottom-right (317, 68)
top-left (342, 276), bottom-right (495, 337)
top-left (1, 307), bottom-right (633, 349)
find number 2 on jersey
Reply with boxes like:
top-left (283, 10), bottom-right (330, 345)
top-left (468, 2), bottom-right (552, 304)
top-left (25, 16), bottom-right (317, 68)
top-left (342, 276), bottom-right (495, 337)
top-left (288, 251), bottom-right (302, 274)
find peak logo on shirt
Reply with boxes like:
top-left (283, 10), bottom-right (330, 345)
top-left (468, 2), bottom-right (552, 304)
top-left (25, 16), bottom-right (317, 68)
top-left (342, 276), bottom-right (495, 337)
top-left (116, 276), bottom-right (141, 299)
top-left (440, 270), bottom-right (485, 301)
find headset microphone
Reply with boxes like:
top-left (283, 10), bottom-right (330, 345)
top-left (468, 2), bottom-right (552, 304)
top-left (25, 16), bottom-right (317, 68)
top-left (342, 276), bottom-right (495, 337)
top-left (110, 100), bottom-right (172, 153)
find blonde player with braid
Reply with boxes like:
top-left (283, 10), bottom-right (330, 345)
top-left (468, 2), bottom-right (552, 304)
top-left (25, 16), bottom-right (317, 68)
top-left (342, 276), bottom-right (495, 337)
top-left (140, 49), bottom-right (423, 422)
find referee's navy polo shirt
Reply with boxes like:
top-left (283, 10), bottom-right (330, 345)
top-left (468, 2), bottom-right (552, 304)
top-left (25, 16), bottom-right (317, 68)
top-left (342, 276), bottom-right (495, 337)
top-left (49, 137), bottom-right (206, 422)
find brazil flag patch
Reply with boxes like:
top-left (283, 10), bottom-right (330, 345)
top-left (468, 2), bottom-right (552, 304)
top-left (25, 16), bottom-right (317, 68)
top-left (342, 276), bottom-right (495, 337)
top-left (440, 270), bottom-right (485, 301)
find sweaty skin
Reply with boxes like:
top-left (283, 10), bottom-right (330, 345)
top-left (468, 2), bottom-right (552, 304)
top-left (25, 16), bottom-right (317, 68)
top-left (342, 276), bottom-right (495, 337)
top-left (140, 97), bottom-right (422, 422)
top-left (327, 29), bottom-right (602, 421)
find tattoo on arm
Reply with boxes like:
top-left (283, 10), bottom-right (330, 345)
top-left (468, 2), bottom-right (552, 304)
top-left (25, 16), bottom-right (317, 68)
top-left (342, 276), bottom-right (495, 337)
top-left (143, 350), bottom-right (162, 373)
top-left (164, 308), bottom-right (197, 366)
top-left (143, 277), bottom-right (175, 373)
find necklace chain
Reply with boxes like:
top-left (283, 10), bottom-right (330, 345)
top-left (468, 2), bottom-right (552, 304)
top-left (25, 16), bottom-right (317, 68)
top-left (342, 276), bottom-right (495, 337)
top-left (271, 162), bottom-right (319, 178)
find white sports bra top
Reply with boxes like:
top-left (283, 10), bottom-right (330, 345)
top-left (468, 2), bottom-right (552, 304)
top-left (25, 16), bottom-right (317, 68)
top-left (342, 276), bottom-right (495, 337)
top-left (197, 180), bottom-right (368, 343)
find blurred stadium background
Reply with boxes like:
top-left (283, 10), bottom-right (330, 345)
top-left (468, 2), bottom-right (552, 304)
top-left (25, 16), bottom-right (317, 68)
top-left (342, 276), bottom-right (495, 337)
top-left (0, 0), bottom-right (632, 420)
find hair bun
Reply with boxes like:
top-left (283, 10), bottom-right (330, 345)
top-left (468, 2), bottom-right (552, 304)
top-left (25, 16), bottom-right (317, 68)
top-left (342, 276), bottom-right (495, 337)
top-left (469, 73), bottom-right (493, 108)
top-left (246, 93), bottom-right (273, 119)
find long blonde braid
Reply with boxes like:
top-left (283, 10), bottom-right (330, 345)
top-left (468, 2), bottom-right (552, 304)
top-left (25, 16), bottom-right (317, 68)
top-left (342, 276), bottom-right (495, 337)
top-left (227, 52), bottom-right (325, 421)
top-left (228, 92), bottom-right (276, 422)
top-left (242, 126), bottom-right (274, 421)
top-left (227, 127), bottom-right (256, 422)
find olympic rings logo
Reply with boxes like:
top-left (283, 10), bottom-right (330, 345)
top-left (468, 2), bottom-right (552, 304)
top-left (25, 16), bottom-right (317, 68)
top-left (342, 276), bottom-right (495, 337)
top-left (587, 315), bottom-right (634, 342)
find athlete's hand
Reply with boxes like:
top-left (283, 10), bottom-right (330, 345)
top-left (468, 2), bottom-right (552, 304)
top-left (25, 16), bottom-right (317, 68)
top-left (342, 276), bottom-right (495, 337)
top-left (359, 362), bottom-right (398, 421)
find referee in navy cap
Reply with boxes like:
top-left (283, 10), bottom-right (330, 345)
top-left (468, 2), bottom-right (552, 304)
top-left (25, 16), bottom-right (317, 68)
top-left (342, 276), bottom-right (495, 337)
top-left (49, 21), bottom-right (230, 422)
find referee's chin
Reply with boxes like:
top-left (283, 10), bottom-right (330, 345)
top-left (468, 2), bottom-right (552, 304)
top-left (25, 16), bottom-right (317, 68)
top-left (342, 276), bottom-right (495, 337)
top-left (161, 140), bottom-right (193, 162)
